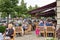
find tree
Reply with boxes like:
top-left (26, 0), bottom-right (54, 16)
top-left (20, 0), bottom-right (28, 15)
top-left (1, 12), bottom-right (7, 18)
top-left (34, 5), bottom-right (38, 9)
top-left (0, 0), bottom-right (18, 18)
top-left (28, 5), bottom-right (33, 11)
top-left (28, 5), bottom-right (38, 11)
top-left (14, 6), bottom-right (22, 17)
top-left (0, 0), bottom-right (18, 27)
top-left (14, 0), bottom-right (28, 17)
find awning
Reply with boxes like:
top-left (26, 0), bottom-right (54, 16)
top-left (28, 2), bottom-right (56, 16)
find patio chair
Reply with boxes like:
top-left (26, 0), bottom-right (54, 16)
top-left (46, 26), bottom-right (55, 37)
top-left (25, 24), bottom-right (32, 34)
top-left (15, 26), bottom-right (23, 36)
top-left (35, 22), bottom-right (39, 26)
top-left (39, 26), bottom-right (45, 37)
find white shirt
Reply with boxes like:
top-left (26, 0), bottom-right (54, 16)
top-left (0, 33), bottom-right (4, 40)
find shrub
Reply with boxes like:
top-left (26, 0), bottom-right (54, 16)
top-left (46, 38), bottom-right (54, 40)
top-left (0, 25), bottom-right (6, 33)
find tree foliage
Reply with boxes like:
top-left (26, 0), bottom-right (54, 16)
top-left (28, 5), bottom-right (33, 11)
top-left (20, 0), bottom-right (27, 14)
top-left (0, 0), bottom-right (18, 18)
top-left (0, 0), bottom-right (39, 18)
top-left (14, 0), bottom-right (28, 17)
top-left (34, 5), bottom-right (38, 9)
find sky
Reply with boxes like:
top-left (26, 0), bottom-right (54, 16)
top-left (18, 0), bottom-right (56, 8)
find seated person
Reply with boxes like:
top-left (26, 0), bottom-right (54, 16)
top-left (31, 22), bottom-right (36, 30)
top-left (45, 22), bottom-right (53, 26)
top-left (45, 19), bottom-right (53, 26)
top-left (5, 24), bottom-right (14, 40)
top-left (39, 21), bottom-right (44, 26)
top-left (22, 23), bottom-right (28, 31)
top-left (15, 23), bottom-right (19, 27)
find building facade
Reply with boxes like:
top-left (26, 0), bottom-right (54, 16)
top-left (57, 0), bottom-right (60, 28)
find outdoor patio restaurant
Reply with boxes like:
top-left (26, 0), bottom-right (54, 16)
top-left (0, 1), bottom-right (60, 40)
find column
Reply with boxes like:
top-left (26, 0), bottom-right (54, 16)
top-left (57, 0), bottom-right (60, 29)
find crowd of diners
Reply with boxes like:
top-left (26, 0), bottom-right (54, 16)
top-left (1, 17), bottom-right (60, 40)
top-left (12, 17), bottom-right (57, 29)
top-left (11, 17), bottom-right (57, 30)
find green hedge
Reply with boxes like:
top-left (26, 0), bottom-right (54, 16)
top-left (0, 26), bottom-right (6, 33)
top-left (47, 39), bottom-right (54, 40)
